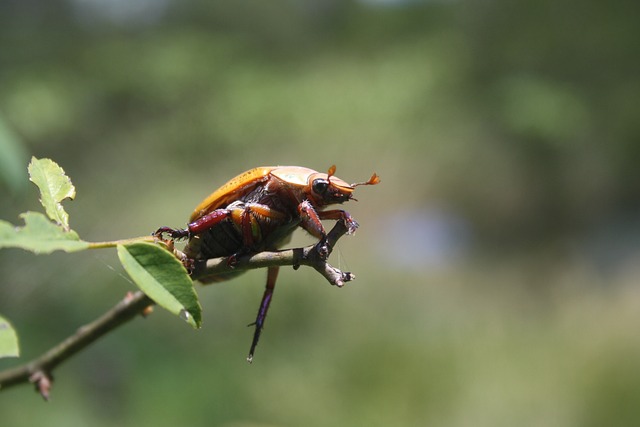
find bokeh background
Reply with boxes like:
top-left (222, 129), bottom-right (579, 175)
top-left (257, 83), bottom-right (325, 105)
top-left (1, 0), bottom-right (640, 425)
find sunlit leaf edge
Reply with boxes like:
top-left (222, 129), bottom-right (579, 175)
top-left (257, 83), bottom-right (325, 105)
top-left (0, 315), bottom-right (20, 359)
top-left (0, 212), bottom-right (88, 254)
top-left (117, 242), bottom-right (202, 328)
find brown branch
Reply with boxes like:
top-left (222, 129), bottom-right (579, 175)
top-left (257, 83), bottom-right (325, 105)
top-left (0, 291), bottom-right (153, 399)
top-left (193, 219), bottom-right (355, 286)
top-left (0, 220), bottom-right (354, 398)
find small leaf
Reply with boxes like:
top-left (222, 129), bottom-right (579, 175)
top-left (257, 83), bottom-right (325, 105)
top-left (0, 211), bottom-right (89, 254)
top-left (28, 157), bottom-right (76, 230)
top-left (117, 242), bottom-right (202, 328)
top-left (0, 315), bottom-right (20, 358)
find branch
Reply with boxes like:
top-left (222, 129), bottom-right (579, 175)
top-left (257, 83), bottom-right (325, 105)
top-left (0, 220), bottom-right (354, 398)
top-left (0, 291), bottom-right (153, 399)
top-left (192, 219), bottom-right (355, 286)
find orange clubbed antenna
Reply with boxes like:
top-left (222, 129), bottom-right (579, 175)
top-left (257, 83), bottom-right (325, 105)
top-left (352, 172), bottom-right (380, 187)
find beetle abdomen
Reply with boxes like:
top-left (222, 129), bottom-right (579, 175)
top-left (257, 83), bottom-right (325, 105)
top-left (183, 220), bottom-right (245, 283)
top-left (185, 220), bottom-right (243, 261)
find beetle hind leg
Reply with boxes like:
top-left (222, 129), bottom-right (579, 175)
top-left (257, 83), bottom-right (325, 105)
top-left (153, 226), bottom-right (190, 240)
top-left (247, 265), bottom-right (279, 363)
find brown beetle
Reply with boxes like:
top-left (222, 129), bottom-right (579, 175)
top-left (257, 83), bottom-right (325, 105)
top-left (156, 165), bottom-right (379, 362)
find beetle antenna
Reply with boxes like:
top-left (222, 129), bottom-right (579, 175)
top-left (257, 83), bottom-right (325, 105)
top-left (351, 172), bottom-right (380, 188)
top-left (326, 165), bottom-right (337, 186)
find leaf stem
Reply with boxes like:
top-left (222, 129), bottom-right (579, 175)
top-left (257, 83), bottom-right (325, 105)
top-left (87, 235), bottom-right (156, 249)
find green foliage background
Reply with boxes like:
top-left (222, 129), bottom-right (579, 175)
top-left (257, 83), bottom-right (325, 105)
top-left (1, 0), bottom-right (640, 426)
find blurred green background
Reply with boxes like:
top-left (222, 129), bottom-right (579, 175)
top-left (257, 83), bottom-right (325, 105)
top-left (1, 0), bottom-right (640, 425)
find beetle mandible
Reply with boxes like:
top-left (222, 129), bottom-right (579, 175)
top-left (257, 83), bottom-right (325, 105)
top-left (155, 165), bottom-right (379, 362)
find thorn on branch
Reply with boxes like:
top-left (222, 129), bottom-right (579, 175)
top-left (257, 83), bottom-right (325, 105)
top-left (30, 371), bottom-right (53, 401)
top-left (125, 291), bottom-right (154, 317)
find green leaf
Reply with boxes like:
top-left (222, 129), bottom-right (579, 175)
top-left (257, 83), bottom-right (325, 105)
top-left (0, 315), bottom-right (20, 358)
top-left (0, 211), bottom-right (89, 254)
top-left (117, 242), bottom-right (202, 328)
top-left (28, 157), bottom-right (76, 230)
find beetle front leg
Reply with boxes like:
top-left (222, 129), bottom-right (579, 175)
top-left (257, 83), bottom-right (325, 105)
top-left (318, 209), bottom-right (359, 234)
top-left (298, 200), bottom-right (326, 239)
top-left (247, 265), bottom-right (279, 363)
top-left (298, 200), bottom-right (333, 257)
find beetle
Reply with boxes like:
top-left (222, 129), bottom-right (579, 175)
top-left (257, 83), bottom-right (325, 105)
top-left (155, 165), bottom-right (379, 362)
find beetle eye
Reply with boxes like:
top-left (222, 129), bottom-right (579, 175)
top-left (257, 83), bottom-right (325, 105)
top-left (312, 178), bottom-right (329, 194)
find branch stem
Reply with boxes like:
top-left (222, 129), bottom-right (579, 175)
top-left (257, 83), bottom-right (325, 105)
top-left (0, 221), bottom-right (354, 397)
top-left (87, 235), bottom-right (155, 249)
top-left (193, 219), bottom-right (352, 286)
top-left (0, 292), bottom-right (152, 396)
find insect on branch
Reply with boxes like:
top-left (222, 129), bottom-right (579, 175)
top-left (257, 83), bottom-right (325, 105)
top-left (0, 220), bottom-right (355, 398)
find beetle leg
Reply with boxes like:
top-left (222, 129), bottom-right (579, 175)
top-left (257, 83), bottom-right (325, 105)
top-left (223, 205), bottom-right (255, 267)
top-left (155, 209), bottom-right (233, 243)
top-left (318, 209), bottom-right (359, 234)
top-left (298, 200), bottom-right (326, 240)
top-left (230, 203), bottom-right (288, 248)
top-left (154, 226), bottom-right (190, 240)
top-left (240, 205), bottom-right (261, 248)
top-left (187, 209), bottom-right (232, 235)
top-left (299, 200), bottom-right (336, 257)
top-left (228, 203), bottom-right (288, 267)
top-left (247, 265), bottom-right (279, 363)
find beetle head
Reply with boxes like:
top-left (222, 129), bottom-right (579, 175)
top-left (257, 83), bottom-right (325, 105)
top-left (308, 165), bottom-right (380, 206)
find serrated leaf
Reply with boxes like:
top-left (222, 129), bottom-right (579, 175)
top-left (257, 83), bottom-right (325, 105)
top-left (0, 211), bottom-right (89, 254)
top-left (28, 157), bottom-right (76, 230)
top-left (0, 315), bottom-right (20, 358)
top-left (117, 242), bottom-right (202, 328)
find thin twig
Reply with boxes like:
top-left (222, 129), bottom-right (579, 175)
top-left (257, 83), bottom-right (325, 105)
top-left (0, 291), bottom-right (153, 398)
top-left (0, 221), bottom-right (354, 397)
top-left (87, 235), bottom-right (156, 249)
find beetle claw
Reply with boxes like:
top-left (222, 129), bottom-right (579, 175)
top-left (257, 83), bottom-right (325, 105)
top-left (344, 218), bottom-right (359, 235)
top-left (183, 258), bottom-right (196, 274)
top-left (226, 253), bottom-right (239, 268)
